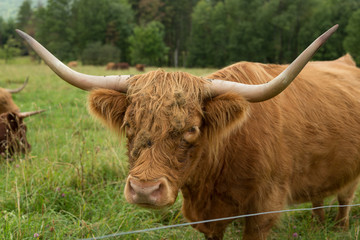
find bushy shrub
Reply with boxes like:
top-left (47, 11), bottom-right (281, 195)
top-left (81, 42), bottom-right (120, 65)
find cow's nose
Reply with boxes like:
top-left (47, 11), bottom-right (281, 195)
top-left (127, 177), bottom-right (164, 205)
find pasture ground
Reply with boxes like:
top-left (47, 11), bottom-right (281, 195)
top-left (0, 57), bottom-right (360, 239)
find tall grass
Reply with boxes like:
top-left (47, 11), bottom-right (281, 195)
top-left (0, 58), bottom-right (359, 239)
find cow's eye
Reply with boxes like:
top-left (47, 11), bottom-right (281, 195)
top-left (188, 126), bottom-right (197, 133)
top-left (147, 139), bottom-right (152, 147)
top-left (183, 126), bottom-right (200, 143)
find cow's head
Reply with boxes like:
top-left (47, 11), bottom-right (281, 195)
top-left (88, 71), bottom-right (250, 207)
top-left (16, 25), bottom-right (338, 207)
top-left (0, 110), bottom-right (45, 157)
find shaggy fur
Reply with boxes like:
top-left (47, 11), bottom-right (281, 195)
top-left (0, 112), bottom-right (30, 156)
top-left (89, 55), bottom-right (360, 239)
top-left (0, 88), bottom-right (19, 114)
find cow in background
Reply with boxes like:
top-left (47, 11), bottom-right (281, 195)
top-left (118, 62), bottom-right (130, 69)
top-left (17, 26), bottom-right (355, 240)
top-left (135, 64), bottom-right (145, 71)
top-left (0, 110), bottom-right (45, 157)
top-left (67, 61), bottom-right (78, 68)
top-left (0, 77), bottom-right (45, 157)
top-left (106, 62), bottom-right (116, 70)
top-left (106, 62), bottom-right (130, 70)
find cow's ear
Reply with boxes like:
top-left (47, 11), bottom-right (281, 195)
top-left (88, 89), bottom-right (128, 133)
top-left (203, 93), bottom-right (249, 138)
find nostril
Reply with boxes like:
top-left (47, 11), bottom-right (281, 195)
top-left (150, 182), bottom-right (163, 198)
top-left (129, 181), bottom-right (136, 195)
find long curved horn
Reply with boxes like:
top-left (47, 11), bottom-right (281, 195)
top-left (18, 109), bottom-right (46, 118)
top-left (15, 29), bottom-right (130, 92)
top-left (209, 25), bottom-right (339, 102)
top-left (6, 77), bottom-right (29, 93)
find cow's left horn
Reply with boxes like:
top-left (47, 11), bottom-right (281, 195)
top-left (208, 24), bottom-right (339, 102)
top-left (18, 109), bottom-right (46, 118)
top-left (15, 29), bottom-right (130, 92)
top-left (6, 77), bottom-right (29, 93)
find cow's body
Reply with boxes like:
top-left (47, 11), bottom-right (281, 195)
top-left (176, 55), bottom-right (360, 239)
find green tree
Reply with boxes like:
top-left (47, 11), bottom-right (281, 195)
top-left (187, 0), bottom-right (213, 67)
top-left (35, 0), bottom-right (75, 61)
top-left (128, 21), bottom-right (168, 66)
top-left (344, 8), bottom-right (360, 65)
top-left (300, 0), bottom-right (360, 61)
top-left (71, 0), bottom-right (134, 62)
top-left (0, 17), bottom-right (6, 46)
top-left (131, 0), bottom-right (196, 67)
top-left (0, 36), bottom-right (21, 63)
top-left (0, 18), bottom-right (16, 47)
top-left (161, 0), bottom-right (195, 67)
top-left (16, 0), bottom-right (32, 30)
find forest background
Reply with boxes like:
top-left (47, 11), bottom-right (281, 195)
top-left (1, 0), bottom-right (360, 68)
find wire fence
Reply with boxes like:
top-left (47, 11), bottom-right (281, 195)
top-left (79, 203), bottom-right (360, 240)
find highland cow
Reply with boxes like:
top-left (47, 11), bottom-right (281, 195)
top-left (16, 26), bottom-right (359, 240)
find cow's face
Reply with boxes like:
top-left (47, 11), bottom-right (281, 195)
top-left (0, 112), bottom-right (31, 157)
top-left (88, 70), bottom-right (249, 208)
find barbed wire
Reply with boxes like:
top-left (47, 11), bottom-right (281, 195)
top-left (79, 203), bottom-right (360, 240)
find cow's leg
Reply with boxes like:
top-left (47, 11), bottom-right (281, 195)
top-left (311, 199), bottom-right (325, 223)
top-left (242, 187), bottom-right (286, 240)
top-left (242, 213), bottom-right (280, 240)
top-left (204, 232), bottom-right (225, 240)
top-left (334, 179), bottom-right (359, 229)
top-left (199, 221), bottom-right (228, 240)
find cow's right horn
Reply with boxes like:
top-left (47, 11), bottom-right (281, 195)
top-left (6, 77), bottom-right (29, 93)
top-left (15, 29), bottom-right (130, 92)
top-left (208, 25), bottom-right (339, 102)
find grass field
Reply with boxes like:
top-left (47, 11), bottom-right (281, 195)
top-left (1, 57), bottom-right (360, 239)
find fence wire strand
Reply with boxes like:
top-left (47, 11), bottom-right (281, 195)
top-left (79, 203), bottom-right (360, 240)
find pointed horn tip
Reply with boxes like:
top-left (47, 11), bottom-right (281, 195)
top-left (16, 29), bottom-right (30, 40)
top-left (319, 24), bottom-right (339, 42)
top-left (19, 109), bottom-right (47, 118)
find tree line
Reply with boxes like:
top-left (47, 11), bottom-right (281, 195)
top-left (1, 0), bottom-right (360, 67)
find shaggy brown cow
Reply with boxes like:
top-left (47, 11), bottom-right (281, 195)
top-left (118, 62), bottom-right (130, 69)
top-left (0, 110), bottom-right (44, 157)
top-left (106, 62), bottom-right (130, 70)
top-left (17, 26), bottom-right (356, 239)
top-left (67, 61), bottom-right (78, 68)
top-left (106, 62), bottom-right (116, 70)
top-left (135, 64), bottom-right (145, 71)
top-left (0, 77), bottom-right (29, 114)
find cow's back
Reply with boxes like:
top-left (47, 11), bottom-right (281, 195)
top-left (207, 56), bottom-right (360, 204)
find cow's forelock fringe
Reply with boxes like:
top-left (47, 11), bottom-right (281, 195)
top-left (127, 70), bottom-right (209, 138)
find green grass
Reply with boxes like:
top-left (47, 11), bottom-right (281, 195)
top-left (0, 58), bottom-right (360, 239)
